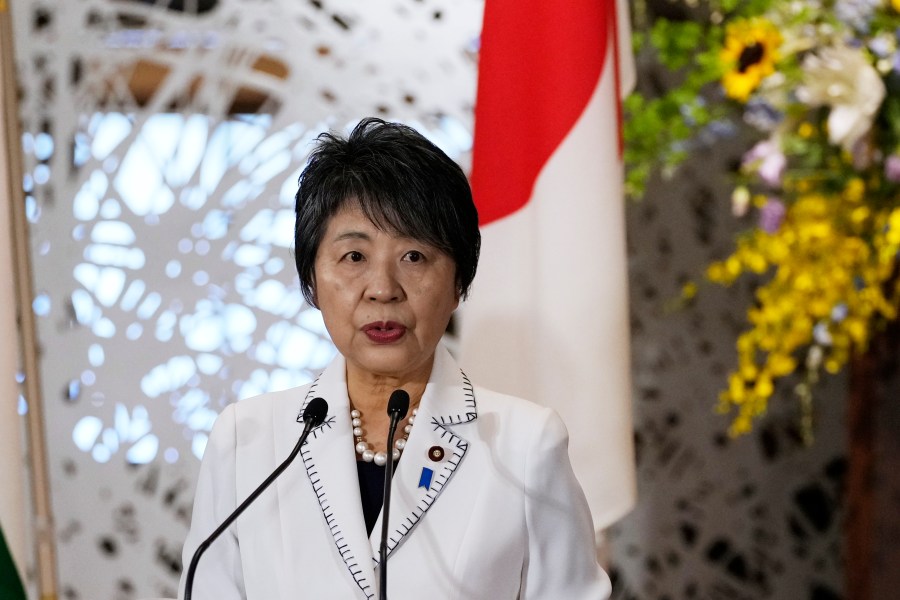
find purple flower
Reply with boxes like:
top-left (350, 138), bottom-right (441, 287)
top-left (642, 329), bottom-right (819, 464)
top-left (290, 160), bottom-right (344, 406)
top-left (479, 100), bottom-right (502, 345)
top-left (759, 198), bottom-right (786, 233)
top-left (744, 99), bottom-right (783, 131)
top-left (743, 140), bottom-right (786, 187)
top-left (835, 0), bottom-right (879, 33)
top-left (831, 303), bottom-right (849, 322)
top-left (869, 36), bottom-right (893, 58)
top-left (885, 154), bottom-right (900, 182)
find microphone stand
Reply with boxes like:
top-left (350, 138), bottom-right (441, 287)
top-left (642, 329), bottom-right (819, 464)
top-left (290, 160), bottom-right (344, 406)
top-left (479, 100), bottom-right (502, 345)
top-left (379, 390), bottom-right (409, 599)
top-left (184, 398), bottom-right (328, 600)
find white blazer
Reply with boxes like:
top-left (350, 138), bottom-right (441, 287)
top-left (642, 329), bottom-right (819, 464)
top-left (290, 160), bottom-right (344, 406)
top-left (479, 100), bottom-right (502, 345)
top-left (180, 345), bottom-right (611, 599)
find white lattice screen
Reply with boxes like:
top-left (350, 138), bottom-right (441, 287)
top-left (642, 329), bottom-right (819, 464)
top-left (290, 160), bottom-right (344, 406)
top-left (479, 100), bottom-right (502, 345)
top-left (9, 1), bottom-right (482, 597)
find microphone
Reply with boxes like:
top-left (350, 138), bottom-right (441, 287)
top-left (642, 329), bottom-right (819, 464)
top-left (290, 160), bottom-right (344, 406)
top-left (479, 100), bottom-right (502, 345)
top-left (184, 397), bottom-right (328, 600)
top-left (379, 389), bottom-right (410, 599)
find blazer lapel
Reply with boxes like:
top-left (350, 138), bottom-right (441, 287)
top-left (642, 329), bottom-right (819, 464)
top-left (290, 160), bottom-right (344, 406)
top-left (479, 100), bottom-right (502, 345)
top-left (369, 345), bottom-right (477, 564)
top-left (290, 357), bottom-right (380, 600)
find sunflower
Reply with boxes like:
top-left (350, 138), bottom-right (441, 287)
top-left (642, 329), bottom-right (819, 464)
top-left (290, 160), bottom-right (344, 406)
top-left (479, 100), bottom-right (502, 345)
top-left (720, 17), bottom-right (783, 102)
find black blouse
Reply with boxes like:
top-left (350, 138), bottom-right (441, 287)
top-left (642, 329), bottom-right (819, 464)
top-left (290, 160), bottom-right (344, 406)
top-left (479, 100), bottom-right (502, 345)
top-left (356, 460), bottom-right (386, 536)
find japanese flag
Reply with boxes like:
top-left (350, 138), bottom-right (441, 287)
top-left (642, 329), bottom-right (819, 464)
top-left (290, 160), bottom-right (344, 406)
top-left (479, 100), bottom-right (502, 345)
top-left (460, 0), bottom-right (636, 529)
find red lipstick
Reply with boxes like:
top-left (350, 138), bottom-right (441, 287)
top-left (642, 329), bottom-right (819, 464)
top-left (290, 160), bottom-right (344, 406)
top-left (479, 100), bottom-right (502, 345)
top-left (362, 321), bottom-right (407, 343)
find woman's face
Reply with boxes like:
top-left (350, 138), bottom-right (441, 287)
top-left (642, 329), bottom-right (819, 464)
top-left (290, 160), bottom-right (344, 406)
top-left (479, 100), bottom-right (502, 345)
top-left (313, 204), bottom-right (459, 383)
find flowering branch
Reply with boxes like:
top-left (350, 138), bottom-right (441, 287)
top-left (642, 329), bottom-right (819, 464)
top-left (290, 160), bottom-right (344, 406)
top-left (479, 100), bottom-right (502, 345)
top-left (625, 0), bottom-right (900, 438)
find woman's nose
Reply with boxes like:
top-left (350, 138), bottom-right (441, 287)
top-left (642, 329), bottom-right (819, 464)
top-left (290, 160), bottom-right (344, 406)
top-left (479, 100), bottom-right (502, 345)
top-left (366, 263), bottom-right (403, 302)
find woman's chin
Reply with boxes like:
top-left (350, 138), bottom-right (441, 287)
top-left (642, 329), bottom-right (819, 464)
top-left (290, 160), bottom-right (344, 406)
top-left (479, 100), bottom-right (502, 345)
top-left (346, 345), bottom-right (433, 382)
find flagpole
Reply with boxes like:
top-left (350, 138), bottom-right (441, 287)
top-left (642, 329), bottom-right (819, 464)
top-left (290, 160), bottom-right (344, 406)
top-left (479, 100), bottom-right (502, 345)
top-left (0, 2), bottom-right (60, 599)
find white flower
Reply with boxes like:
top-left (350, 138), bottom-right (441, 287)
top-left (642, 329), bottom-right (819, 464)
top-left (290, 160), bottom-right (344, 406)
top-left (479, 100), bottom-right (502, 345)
top-left (806, 345), bottom-right (824, 370)
top-left (797, 44), bottom-right (886, 150)
top-left (731, 186), bottom-right (751, 217)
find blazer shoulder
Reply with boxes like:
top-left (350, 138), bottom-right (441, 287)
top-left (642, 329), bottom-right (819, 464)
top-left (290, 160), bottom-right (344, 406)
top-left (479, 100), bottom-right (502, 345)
top-left (472, 384), bottom-right (552, 417)
top-left (471, 384), bottom-right (566, 441)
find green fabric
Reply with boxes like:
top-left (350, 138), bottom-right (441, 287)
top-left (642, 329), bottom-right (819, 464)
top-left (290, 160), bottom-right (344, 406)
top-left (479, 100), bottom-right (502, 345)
top-left (0, 526), bottom-right (26, 600)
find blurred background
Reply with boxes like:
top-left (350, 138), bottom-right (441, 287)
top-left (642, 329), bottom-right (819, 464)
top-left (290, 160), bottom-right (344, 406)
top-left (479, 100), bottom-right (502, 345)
top-left (1, 1), bottom-right (898, 599)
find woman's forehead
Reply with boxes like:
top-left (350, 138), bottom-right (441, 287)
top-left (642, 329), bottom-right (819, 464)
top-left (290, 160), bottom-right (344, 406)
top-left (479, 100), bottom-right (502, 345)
top-left (326, 201), bottom-right (407, 237)
top-left (323, 206), bottom-right (429, 246)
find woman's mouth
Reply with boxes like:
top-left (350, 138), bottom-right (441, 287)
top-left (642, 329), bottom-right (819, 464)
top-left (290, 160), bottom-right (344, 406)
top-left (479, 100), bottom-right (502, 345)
top-left (362, 321), bottom-right (407, 343)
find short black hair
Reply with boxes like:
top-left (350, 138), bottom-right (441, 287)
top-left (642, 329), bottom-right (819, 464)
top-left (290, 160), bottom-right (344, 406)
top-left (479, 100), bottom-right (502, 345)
top-left (294, 117), bottom-right (480, 306)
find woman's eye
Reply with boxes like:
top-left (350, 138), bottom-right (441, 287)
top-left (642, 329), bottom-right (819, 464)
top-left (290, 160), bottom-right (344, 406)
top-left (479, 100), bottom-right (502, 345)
top-left (345, 251), bottom-right (364, 262)
top-left (404, 251), bottom-right (424, 263)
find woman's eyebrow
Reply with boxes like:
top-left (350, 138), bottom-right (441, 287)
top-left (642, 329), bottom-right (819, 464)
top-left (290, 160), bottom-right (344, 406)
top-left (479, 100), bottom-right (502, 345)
top-left (331, 230), bottom-right (371, 242)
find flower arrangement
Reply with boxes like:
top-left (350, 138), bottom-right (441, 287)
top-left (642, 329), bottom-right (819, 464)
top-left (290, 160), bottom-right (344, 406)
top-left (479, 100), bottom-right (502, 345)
top-left (625, 0), bottom-right (900, 439)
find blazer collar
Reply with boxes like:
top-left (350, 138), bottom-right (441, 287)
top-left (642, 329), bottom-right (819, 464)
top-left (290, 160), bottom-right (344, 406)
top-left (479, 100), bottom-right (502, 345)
top-left (293, 344), bottom-right (477, 599)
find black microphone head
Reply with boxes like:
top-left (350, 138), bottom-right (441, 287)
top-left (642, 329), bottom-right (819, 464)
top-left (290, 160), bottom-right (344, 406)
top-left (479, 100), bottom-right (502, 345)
top-left (302, 397), bottom-right (328, 427)
top-left (387, 389), bottom-right (410, 419)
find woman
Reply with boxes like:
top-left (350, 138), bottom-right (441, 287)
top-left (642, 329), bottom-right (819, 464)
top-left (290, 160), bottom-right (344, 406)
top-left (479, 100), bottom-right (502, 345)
top-left (180, 118), bottom-right (611, 599)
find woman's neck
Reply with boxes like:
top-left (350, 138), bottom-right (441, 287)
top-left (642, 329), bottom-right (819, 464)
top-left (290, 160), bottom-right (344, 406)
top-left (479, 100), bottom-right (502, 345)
top-left (344, 352), bottom-right (434, 413)
top-left (346, 370), bottom-right (428, 415)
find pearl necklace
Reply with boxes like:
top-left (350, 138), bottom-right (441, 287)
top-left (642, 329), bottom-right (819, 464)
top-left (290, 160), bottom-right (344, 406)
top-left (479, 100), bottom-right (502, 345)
top-left (352, 407), bottom-right (417, 466)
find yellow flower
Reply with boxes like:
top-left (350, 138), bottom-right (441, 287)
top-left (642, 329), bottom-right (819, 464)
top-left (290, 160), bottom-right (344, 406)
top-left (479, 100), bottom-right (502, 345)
top-left (729, 415), bottom-right (753, 438)
top-left (754, 374), bottom-right (774, 398)
top-left (809, 298), bottom-right (831, 319)
top-left (744, 251), bottom-right (768, 273)
top-left (768, 354), bottom-right (797, 377)
top-left (725, 255), bottom-right (743, 278)
top-left (844, 178), bottom-right (865, 203)
top-left (793, 272), bottom-right (813, 291)
top-left (721, 18), bottom-right (783, 102)
top-left (851, 206), bottom-right (870, 226)
top-left (728, 373), bottom-right (747, 402)
top-left (845, 317), bottom-right (868, 346)
top-left (739, 361), bottom-right (758, 380)
top-left (887, 209), bottom-right (900, 245)
top-left (706, 262), bottom-right (728, 283)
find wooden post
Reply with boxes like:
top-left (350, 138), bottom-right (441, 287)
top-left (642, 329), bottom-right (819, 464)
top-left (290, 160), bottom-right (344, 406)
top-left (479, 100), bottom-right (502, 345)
top-left (0, 3), bottom-right (59, 599)
top-left (845, 319), bottom-right (899, 600)
top-left (846, 349), bottom-right (876, 600)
